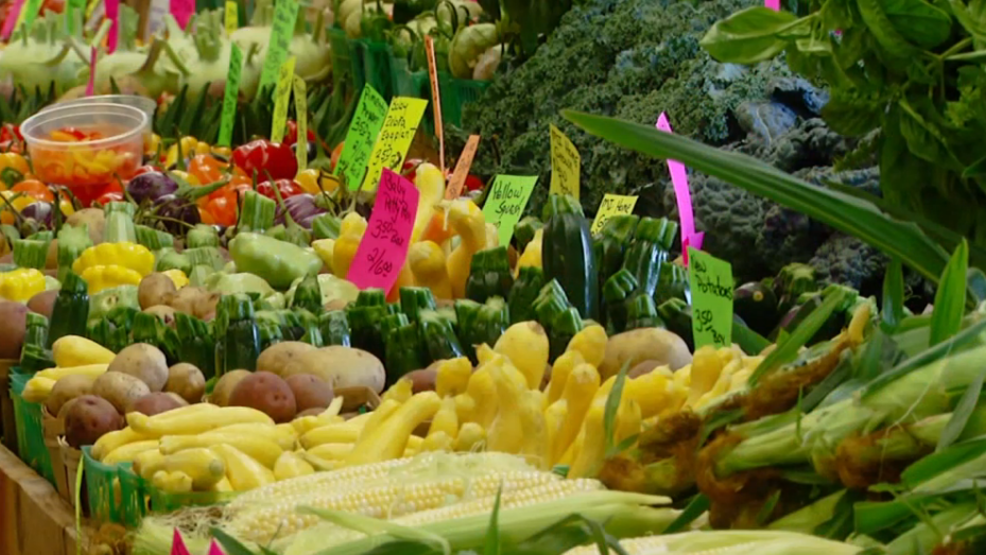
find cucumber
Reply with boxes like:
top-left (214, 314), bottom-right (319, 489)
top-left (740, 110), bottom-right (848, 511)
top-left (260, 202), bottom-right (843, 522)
top-left (542, 194), bottom-right (599, 321)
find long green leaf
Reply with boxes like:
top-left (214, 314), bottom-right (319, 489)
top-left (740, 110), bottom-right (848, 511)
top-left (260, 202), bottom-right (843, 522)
top-left (663, 494), bottom-right (710, 534)
top-left (882, 259), bottom-right (905, 332)
top-left (930, 241), bottom-right (970, 346)
top-left (561, 111), bottom-right (951, 284)
top-left (937, 365), bottom-right (986, 452)
top-left (603, 361), bottom-right (629, 458)
top-left (484, 487), bottom-right (502, 555)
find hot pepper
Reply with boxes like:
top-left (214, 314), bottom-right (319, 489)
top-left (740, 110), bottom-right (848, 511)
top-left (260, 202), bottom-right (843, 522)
top-left (231, 140), bottom-right (298, 181)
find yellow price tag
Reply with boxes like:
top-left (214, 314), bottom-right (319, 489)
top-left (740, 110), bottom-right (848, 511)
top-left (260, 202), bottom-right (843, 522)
top-left (270, 56), bottom-right (296, 145)
top-left (225, 0), bottom-right (238, 34)
top-left (360, 97), bottom-right (429, 192)
top-left (293, 75), bottom-right (308, 173)
top-left (549, 124), bottom-right (580, 200)
top-left (590, 194), bottom-right (638, 235)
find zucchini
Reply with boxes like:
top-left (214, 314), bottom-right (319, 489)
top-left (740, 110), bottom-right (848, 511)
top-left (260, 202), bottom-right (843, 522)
top-left (658, 298), bottom-right (771, 355)
top-left (291, 275), bottom-right (323, 313)
top-left (175, 313), bottom-right (215, 377)
top-left (47, 271), bottom-right (90, 348)
top-left (186, 224), bottom-right (220, 249)
top-left (347, 289), bottom-right (389, 361)
top-left (625, 292), bottom-right (663, 331)
top-left (601, 269), bottom-right (638, 335)
top-left (319, 310), bottom-right (352, 347)
top-left (400, 287), bottom-right (437, 322)
top-left (508, 266), bottom-right (545, 325)
top-left (733, 280), bottom-right (779, 336)
top-left (19, 313), bottom-right (52, 374)
top-left (384, 313), bottom-right (425, 384)
top-left (621, 217), bottom-right (677, 300)
top-left (465, 246), bottom-right (514, 303)
top-left (454, 299), bottom-right (483, 363)
top-left (418, 309), bottom-right (465, 362)
top-left (514, 216), bottom-right (543, 252)
top-left (215, 295), bottom-right (262, 374)
top-left (542, 194), bottom-right (599, 320)
top-left (593, 214), bottom-right (639, 291)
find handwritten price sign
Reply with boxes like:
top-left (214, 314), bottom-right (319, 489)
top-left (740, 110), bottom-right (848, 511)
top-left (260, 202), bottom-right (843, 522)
top-left (258, 0), bottom-right (299, 92)
top-left (549, 124), bottom-right (581, 200)
top-left (482, 175), bottom-right (538, 247)
top-left (591, 194), bottom-right (637, 235)
top-left (687, 248), bottom-right (733, 349)
top-left (336, 85), bottom-right (388, 189)
top-left (347, 169), bottom-right (420, 291)
top-left (360, 97), bottom-right (429, 192)
top-left (217, 44), bottom-right (243, 148)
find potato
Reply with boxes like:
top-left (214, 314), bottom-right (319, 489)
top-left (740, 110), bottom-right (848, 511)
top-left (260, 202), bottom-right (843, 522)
top-left (165, 392), bottom-right (189, 406)
top-left (143, 305), bottom-right (177, 328)
top-left (130, 392), bottom-right (184, 416)
top-left (27, 289), bottom-right (58, 318)
top-left (0, 301), bottom-right (28, 359)
top-left (65, 209), bottom-right (105, 245)
top-left (45, 374), bottom-right (96, 416)
top-left (64, 395), bottom-right (124, 448)
top-left (210, 370), bottom-right (252, 406)
top-left (107, 343), bottom-right (169, 391)
top-left (57, 397), bottom-right (80, 420)
top-left (628, 360), bottom-right (664, 379)
top-left (288, 346), bottom-right (386, 393)
top-left (228, 371), bottom-right (297, 423)
top-left (257, 342), bottom-right (318, 377)
top-left (92, 372), bottom-right (151, 414)
top-left (170, 286), bottom-right (220, 319)
top-left (404, 367), bottom-right (437, 393)
top-left (285, 374), bottom-right (334, 413)
top-left (138, 273), bottom-right (177, 309)
top-left (599, 328), bottom-right (693, 379)
top-left (165, 363), bottom-right (206, 403)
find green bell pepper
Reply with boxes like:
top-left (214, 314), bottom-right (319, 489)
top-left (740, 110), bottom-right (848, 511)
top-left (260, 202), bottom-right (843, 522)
top-left (228, 233), bottom-right (321, 289)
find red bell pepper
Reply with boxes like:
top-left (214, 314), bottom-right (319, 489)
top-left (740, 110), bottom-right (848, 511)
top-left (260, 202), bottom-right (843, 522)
top-left (231, 140), bottom-right (298, 181)
top-left (284, 121), bottom-right (317, 146)
top-left (256, 179), bottom-right (303, 200)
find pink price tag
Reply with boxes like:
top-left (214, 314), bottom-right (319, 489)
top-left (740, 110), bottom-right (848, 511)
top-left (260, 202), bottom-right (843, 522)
top-left (655, 112), bottom-right (704, 265)
top-left (765, 0), bottom-right (780, 10)
top-left (106, 0), bottom-right (120, 53)
top-left (170, 529), bottom-right (191, 555)
top-left (208, 540), bottom-right (226, 555)
top-left (347, 168), bottom-right (419, 292)
top-left (85, 48), bottom-right (97, 97)
top-left (1, 0), bottom-right (26, 40)
top-left (170, 0), bottom-right (194, 29)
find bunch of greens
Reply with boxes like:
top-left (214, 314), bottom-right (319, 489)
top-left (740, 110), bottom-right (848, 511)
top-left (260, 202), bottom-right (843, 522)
top-left (700, 1), bottom-right (986, 250)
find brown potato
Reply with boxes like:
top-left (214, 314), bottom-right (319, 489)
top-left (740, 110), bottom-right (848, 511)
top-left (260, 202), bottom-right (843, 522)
top-left (92, 372), bottom-right (151, 414)
top-left (143, 305), bottom-right (177, 328)
top-left (404, 367), bottom-right (437, 393)
top-left (288, 346), bottom-right (386, 393)
top-left (138, 273), bottom-right (177, 310)
top-left (169, 286), bottom-right (220, 319)
top-left (165, 363), bottom-right (206, 403)
top-left (0, 301), bottom-right (28, 359)
top-left (107, 344), bottom-right (169, 391)
top-left (285, 374), bottom-right (334, 413)
top-left (209, 370), bottom-right (252, 406)
top-left (228, 371), bottom-right (297, 423)
top-left (27, 289), bottom-right (58, 319)
top-left (45, 374), bottom-right (96, 416)
top-left (65, 209), bottom-right (105, 244)
top-left (257, 342), bottom-right (317, 377)
top-left (129, 392), bottom-right (184, 416)
top-left (45, 239), bottom-right (58, 269)
top-left (64, 395), bottom-right (124, 448)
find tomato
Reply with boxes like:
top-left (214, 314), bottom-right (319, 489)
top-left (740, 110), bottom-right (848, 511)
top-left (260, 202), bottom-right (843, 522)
top-left (188, 154), bottom-right (227, 184)
top-left (11, 180), bottom-right (55, 202)
top-left (256, 179), bottom-right (303, 200)
top-left (205, 195), bottom-right (237, 226)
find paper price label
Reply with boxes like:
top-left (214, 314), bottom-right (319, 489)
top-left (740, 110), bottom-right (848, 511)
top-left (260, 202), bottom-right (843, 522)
top-left (225, 1), bottom-right (238, 34)
top-left (656, 112), bottom-right (703, 264)
top-left (169, 0), bottom-right (194, 29)
top-left (425, 35), bottom-right (445, 174)
top-left (446, 134), bottom-right (480, 199)
top-left (258, 0), bottom-right (299, 92)
top-left (335, 85), bottom-right (388, 189)
top-left (482, 175), bottom-right (538, 247)
top-left (347, 168), bottom-right (420, 292)
top-left (217, 44), bottom-right (243, 148)
top-left (106, 0), bottom-right (119, 52)
top-left (360, 97), bottom-right (428, 192)
top-left (85, 47), bottom-right (97, 96)
top-left (293, 75), bottom-right (308, 172)
top-left (270, 57), bottom-right (297, 145)
top-left (687, 248), bottom-right (733, 349)
top-left (1, 0), bottom-right (26, 40)
top-left (591, 194), bottom-right (637, 235)
top-left (549, 124), bottom-right (580, 200)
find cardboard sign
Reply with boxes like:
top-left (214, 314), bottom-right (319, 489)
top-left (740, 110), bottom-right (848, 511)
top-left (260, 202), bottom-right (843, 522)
top-left (270, 56), bottom-right (297, 144)
top-left (347, 169), bottom-right (419, 291)
top-left (360, 97), bottom-right (429, 192)
top-left (85, 47), bottom-right (97, 97)
top-left (482, 175), bottom-right (538, 247)
top-left (293, 75), bottom-right (308, 172)
top-left (1, 0), bottom-right (26, 40)
top-left (590, 194), bottom-right (638, 235)
top-left (335, 85), bottom-right (388, 189)
top-left (224, 0), bottom-right (237, 34)
top-left (549, 124), bottom-right (580, 200)
top-left (656, 112), bottom-right (704, 264)
top-left (169, 0), bottom-right (194, 29)
top-left (445, 134), bottom-right (480, 199)
top-left (217, 44), bottom-right (243, 148)
top-left (106, 0), bottom-right (119, 53)
top-left (425, 35), bottom-right (445, 175)
top-left (687, 247), bottom-right (733, 349)
top-left (258, 0), bottom-right (299, 93)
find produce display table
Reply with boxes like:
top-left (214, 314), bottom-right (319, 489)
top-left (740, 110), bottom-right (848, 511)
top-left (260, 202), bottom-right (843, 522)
top-left (0, 444), bottom-right (83, 555)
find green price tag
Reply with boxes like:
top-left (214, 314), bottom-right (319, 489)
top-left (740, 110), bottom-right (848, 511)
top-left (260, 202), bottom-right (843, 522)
top-left (21, 0), bottom-right (43, 31)
top-left (687, 247), bottom-right (734, 349)
top-left (293, 75), bottom-right (308, 172)
top-left (335, 85), bottom-right (388, 189)
top-left (360, 97), bottom-right (429, 192)
top-left (258, 0), bottom-right (299, 93)
top-left (270, 56), bottom-right (296, 144)
top-left (217, 43), bottom-right (243, 148)
top-left (67, 0), bottom-right (86, 34)
top-left (482, 175), bottom-right (538, 247)
top-left (549, 124), bottom-right (580, 200)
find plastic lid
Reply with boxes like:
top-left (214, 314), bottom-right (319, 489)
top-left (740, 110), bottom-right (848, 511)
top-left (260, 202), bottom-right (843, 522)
top-left (41, 94), bottom-right (157, 122)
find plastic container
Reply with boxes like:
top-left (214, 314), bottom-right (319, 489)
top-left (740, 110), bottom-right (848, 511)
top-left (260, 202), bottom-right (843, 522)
top-left (438, 72), bottom-right (491, 128)
top-left (10, 369), bottom-right (56, 485)
top-left (118, 465), bottom-right (148, 527)
top-left (328, 27), bottom-right (354, 91)
top-left (391, 57), bottom-right (429, 99)
top-left (82, 445), bottom-right (125, 524)
top-left (145, 478), bottom-right (239, 513)
top-left (21, 103), bottom-right (147, 206)
top-left (42, 95), bottom-right (157, 127)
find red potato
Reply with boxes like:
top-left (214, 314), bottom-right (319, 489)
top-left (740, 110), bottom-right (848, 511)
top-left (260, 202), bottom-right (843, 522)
top-left (228, 371), bottom-right (297, 423)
